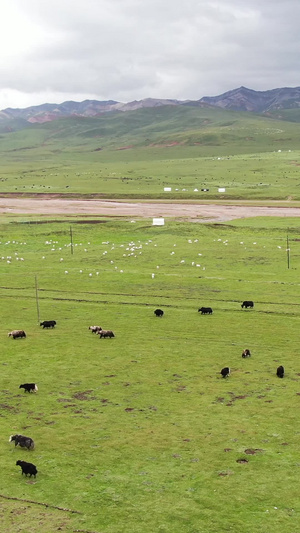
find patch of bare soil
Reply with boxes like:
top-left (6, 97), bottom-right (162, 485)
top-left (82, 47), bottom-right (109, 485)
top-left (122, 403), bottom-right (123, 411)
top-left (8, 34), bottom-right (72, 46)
top-left (72, 390), bottom-right (96, 401)
top-left (1, 197), bottom-right (300, 221)
top-left (244, 448), bottom-right (264, 455)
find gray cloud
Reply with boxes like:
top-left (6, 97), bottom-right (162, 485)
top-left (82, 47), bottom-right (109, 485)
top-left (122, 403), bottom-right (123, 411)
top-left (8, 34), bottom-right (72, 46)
top-left (0, 0), bottom-right (299, 108)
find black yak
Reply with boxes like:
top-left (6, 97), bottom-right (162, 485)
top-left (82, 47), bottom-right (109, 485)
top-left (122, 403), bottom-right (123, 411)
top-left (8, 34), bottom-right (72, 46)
top-left (242, 349), bottom-right (251, 358)
top-left (221, 367), bottom-right (230, 378)
top-left (16, 460), bottom-right (38, 477)
top-left (277, 365), bottom-right (284, 378)
top-left (40, 320), bottom-right (56, 328)
top-left (198, 307), bottom-right (213, 315)
top-left (154, 309), bottom-right (164, 317)
top-left (19, 383), bottom-right (38, 393)
top-left (10, 434), bottom-right (34, 450)
top-left (241, 301), bottom-right (254, 309)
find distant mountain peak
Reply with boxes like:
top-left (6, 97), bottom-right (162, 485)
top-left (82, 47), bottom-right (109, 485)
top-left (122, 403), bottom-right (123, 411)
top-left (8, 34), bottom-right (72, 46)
top-left (1, 86), bottom-right (300, 127)
top-left (0, 97), bottom-right (184, 123)
top-left (200, 85), bottom-right (300, 112)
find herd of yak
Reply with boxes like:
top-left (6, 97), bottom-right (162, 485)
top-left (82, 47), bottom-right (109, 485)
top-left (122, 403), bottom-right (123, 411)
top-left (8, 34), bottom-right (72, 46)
top-left (7, 318), bottom-right (117, 479)
top-left (8, 299), bottom-right (284, 480)
top-left (155, 301), bottom-right (284, 379)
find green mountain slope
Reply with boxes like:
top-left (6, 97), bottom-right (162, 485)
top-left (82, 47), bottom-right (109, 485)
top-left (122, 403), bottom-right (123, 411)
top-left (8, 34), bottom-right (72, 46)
top-left (264, 108), bottom-right (300, 123)
top-left (0, 105), bottom-right (299, 156)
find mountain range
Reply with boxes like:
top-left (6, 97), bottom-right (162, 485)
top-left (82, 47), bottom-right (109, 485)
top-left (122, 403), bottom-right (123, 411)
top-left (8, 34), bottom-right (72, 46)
top-left (1, 86), bottom-right (300, 125)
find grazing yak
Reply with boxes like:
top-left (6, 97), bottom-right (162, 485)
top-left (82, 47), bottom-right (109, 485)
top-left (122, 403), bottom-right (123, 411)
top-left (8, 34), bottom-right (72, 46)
top-left (241, 301), bottom-right (254, 309)
top-left (16, 460), bottom-right (38, 478)
top-left (19, 383), bottom-right (38, 393)
top-left (242, 349), bottom-right (251, 358)
top-left (8, 330), bottom-right (26, 339)
top-left (40, 320), bottom-right (56, 328)
top-left (154, 309), bottom-right (164, 317)
top-left (198, 307), bottom-right (213, 315)
top-left (221, 367), bottom-right (230, 378)
top-left (277, 365), bottom-right (284, 378)
top-left (99, 330), bottom-right (115, 338)
top-left (89, 326), bottom-right (102, 333)
top-left (10, 434), bottom-right (35, 450)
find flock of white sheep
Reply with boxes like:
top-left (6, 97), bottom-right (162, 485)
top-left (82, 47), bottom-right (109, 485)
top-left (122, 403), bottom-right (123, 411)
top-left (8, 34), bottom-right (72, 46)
top-left (0, 231), bottom-right (286, 281)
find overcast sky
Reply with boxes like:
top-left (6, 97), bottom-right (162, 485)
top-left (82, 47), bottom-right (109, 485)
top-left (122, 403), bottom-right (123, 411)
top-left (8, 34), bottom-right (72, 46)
top-left (0, 0), bottom-right (299, 110)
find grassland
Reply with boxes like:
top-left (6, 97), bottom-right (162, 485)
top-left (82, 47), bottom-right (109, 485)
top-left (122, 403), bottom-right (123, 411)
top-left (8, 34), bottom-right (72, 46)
top-left (1, 102), bottom-right (300, 531)
top-left (0, 105), bottom-right (300, 200)
top-left (1, 215), bottom-right (300, 532)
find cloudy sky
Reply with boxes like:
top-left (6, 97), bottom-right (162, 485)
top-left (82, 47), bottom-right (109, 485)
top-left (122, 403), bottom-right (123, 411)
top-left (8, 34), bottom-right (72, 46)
top-left (0, 0), bottom-right (299, 109)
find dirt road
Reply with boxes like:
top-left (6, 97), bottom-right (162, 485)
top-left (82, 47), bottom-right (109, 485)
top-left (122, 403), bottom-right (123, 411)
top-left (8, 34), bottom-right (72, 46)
top-left (0, 197), bottom-right (300, 221)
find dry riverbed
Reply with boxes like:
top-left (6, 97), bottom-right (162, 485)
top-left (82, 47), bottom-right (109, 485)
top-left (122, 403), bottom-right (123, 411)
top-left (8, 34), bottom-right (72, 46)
top-left (0, 197), bottom-right (300, 221)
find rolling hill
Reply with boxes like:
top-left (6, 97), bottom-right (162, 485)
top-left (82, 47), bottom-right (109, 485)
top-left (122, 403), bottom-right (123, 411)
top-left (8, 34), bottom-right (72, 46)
top-left (0, 104), bottom-right (299, 156)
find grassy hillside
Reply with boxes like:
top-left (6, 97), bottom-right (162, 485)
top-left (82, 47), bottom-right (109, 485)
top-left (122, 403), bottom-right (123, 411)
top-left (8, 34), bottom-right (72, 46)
top-left (265, 108), bottom-right (300, 123)
top-left (1, 215), bottom-right (300, 532)
top-left (0, 105), bottom-right (299, 200)
top-left (1, 105), bottom-right (300, 153)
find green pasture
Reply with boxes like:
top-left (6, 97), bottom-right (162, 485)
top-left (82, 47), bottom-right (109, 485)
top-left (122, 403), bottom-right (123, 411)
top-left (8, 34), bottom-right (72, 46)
top-left (0, 105), bottom-right (299, 200)
top-left (0, 149), bottom-right (299, 201)
top-left (1, 215), bottom-right (300, 532)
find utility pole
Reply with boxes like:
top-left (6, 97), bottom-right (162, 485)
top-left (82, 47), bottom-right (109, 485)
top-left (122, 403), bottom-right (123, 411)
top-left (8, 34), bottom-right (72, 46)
top-left (70, 226), bottom-right (74, 255)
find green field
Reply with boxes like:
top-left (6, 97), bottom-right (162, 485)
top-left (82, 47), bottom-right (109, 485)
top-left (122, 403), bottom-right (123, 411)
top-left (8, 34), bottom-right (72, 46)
top-left (1, 215), bottom-right (300, 532)
top-left (1, 102), bottom-right (300, 530)
top-left (0, 105), bottom-right (300, 200)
